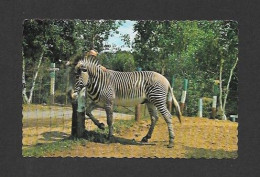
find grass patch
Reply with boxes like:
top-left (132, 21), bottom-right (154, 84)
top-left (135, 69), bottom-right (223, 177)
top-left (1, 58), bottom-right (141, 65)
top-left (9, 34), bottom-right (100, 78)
top-left (23, 119), bottom-right (136, 157)
top-left (22, 104), bottom-right (71, 112)
top-left (22, 138), bottom-right (87, 157)
top-left (184, 146), bottom-right (238, 159)
top-left (113, 106), bottom-right (135, 115)
top-left (113, 105), bottom-right (149, 117)
top-left (113, 119), bottom-right (136, 134)
top-left (95, 119), bottom-right (136, 135)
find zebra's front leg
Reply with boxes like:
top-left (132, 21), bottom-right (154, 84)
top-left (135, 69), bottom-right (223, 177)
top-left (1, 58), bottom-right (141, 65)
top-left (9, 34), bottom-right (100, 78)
top-left (85, 103), bottom-right (105, 130)
top-left (141, 103), bottom-right (159, 143)
top-left (105, 104), bottom-right (114, 142)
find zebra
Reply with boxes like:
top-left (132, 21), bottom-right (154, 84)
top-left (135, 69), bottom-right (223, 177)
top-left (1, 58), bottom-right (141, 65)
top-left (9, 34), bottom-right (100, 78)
top-left (70, 50), bottom-right (182, 148)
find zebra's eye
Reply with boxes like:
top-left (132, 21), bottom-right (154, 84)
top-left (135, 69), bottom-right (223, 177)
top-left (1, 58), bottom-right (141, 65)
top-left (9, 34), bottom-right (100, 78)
top-left (81, 68), bottom-right (87, 72)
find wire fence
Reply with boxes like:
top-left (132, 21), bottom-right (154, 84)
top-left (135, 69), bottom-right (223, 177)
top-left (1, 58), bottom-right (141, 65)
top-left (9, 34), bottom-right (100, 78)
top-left (22, 103), bottom-right (238, 158)
top-left (22, 63), bottom-right (238, 158)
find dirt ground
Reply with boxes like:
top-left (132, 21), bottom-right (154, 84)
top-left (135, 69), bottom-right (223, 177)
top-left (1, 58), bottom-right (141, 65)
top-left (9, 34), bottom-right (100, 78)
top-left (22, 107), bottom-right (238, 158)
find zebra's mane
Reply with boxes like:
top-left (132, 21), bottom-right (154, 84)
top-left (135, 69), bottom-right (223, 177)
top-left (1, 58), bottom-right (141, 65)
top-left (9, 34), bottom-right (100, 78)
top-left (79, 55), bottom-right (106, 76)
top-left (82, 55), bottom-right (99, 66)
top-left (68, 51), bottom-right (99, 67)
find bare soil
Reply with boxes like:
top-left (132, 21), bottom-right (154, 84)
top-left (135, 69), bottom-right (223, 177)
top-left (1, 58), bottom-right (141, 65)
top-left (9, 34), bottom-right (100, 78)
top-left (23, 111), bottom-right (238, 158)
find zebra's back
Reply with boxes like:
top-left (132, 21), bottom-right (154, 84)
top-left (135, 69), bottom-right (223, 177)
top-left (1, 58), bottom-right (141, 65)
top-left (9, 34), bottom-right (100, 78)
top-left (105, 70), bottom-right (169, 106)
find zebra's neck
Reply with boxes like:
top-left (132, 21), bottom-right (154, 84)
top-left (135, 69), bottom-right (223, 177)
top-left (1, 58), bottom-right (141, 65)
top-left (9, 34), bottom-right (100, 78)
top-left (83, 57), bottom-right (106, 100)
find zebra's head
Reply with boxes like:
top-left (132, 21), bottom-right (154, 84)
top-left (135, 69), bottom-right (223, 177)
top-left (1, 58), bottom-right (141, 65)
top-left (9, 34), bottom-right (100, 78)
top-left (73, 50), bottom-right (99, 86)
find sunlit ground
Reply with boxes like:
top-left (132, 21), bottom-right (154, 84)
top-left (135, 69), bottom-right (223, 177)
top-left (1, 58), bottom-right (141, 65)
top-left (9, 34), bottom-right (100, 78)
top-left (22, 105), bottom-right (238, 158)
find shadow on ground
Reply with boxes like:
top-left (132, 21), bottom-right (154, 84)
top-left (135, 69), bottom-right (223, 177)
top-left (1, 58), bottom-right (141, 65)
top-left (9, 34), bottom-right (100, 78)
top-left (184, 146), bottom-right (238, 159)
top-left (36, 130), bottom-right (154, 146)
top-left (40, 131), bottom-right (70, 142)
top-left (83, 130), bottom-right (155, 146)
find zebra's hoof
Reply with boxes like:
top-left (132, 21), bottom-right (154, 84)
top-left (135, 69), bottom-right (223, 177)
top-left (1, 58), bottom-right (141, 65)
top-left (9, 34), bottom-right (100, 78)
top-left (98, 123), bottom-right (105, 130)
top-left (141, 136), bottom-right (148, 143)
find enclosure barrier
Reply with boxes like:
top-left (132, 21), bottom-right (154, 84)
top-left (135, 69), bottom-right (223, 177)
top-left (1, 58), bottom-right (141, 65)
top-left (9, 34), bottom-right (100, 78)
top-left (211, 82), bottom-right (219, 118)
top-left (230, 115), bottom-right (238, 122)
top-left (180, 79), bottom-right (188, 113)
top-left (49, 63), bottom-right (59, 105)
top-left (198, 98), bottom-right (203, 117)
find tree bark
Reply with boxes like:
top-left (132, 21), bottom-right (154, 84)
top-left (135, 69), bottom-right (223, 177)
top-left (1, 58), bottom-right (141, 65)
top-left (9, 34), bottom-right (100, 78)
top-left (218, 58), bottom-right (227, 120)
top-left (75, 88), bottom-right (86, 137)
top-left (22, 54), bottom-right (29, 103)
top-left (27, 51), bottom-right (44, 104)
top-left (71, 101), bottom-right (78, 137)
top-left (223, 57), bottom-right (238, 115)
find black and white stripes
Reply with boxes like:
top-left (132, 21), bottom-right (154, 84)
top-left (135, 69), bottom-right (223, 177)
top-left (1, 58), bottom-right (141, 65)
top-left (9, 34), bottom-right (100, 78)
top-left (72, 54), bottom-right (181, 148)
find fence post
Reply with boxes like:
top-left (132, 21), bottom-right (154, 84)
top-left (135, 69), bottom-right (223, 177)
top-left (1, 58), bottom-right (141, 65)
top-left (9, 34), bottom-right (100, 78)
top-left (180, 79), bottom-right (188, 113)
top-left (198, 98), bottom-right (203, 117)
top-left (167, 76), bottom-right (175, 113)
top-left (49, 63), bottom-right (59, 105)
top-left (135, 67), bottom-right (142, 121)
top-left (211, 83), bottom-right (218, 119)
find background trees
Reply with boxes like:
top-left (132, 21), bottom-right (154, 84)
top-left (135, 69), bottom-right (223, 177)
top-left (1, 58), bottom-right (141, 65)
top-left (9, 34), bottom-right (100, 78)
top-left (22, 20), bottom-right (121, 104)
top-left (22, 20), bottom-right (238, 119)
top-left (132, 20), bottom-right (238, 119)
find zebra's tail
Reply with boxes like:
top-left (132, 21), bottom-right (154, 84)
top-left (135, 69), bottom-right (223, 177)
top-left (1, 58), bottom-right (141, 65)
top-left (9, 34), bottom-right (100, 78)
top-left (169, 86), bottom-right (182, 123)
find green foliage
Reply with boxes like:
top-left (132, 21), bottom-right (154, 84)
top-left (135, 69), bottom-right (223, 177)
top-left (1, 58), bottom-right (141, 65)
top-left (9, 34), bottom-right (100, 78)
top-left (23, 19), bottom-right (122, 63)
top-left (23, 20), bottom-right (238, 117)
top-left (111, 52), bottom-right (136, 71)
top-left (133, 20), bottom-right (238, 117)
top-left (99, 51), bottom-right (136, 72)
top-left (23, 20), bottom-right (121, 104)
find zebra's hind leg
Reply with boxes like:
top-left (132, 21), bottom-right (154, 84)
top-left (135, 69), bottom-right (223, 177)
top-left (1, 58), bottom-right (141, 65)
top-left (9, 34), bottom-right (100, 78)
top-left (141, 103), bottom-right (159, 143)
top-left (156, 105), bottom-right (175, 148)
top-left (85, 103), bottom-right (105, 130)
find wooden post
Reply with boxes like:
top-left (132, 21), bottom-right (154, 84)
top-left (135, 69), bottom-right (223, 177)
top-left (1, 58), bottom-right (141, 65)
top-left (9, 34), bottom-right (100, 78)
top-left (198, 98), bottom-right (203, 117)
top-left (211, 83), bottom-right (218, 119)
top-left (167, 76), bottom-right (175, 113)
top-left (71, 101), bottom-right (78, 137)
top-left (230, 115), bottom-right (238, 122)
top-left (49, 63), bottom-right (59, 105)
top-left (135, 67), bottom-right (142, 121)
top-left (135, 104), bottom-right (141, 121)
top-left (180, 79), bottom-right (188, 113)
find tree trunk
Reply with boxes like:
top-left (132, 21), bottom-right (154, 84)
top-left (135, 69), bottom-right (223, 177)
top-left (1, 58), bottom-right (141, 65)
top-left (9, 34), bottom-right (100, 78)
top-left (74, 88), bottom-right (86, 137)
top-left (218, 58), bottom-right (227, 120)
top-left (223, 57), bottom-right (238, 114)
top-left (27, 51), bottom-right (44, 104)
top-left (71, 101), bottom-right (78, 137)
top-left (22, 55), bottom-right (29, 103)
